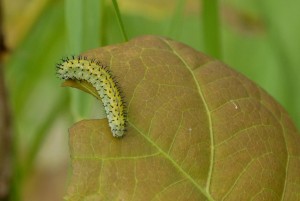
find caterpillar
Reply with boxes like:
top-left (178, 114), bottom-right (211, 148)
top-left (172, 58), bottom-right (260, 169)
top-left (56, 56), bottom-right (127, 137)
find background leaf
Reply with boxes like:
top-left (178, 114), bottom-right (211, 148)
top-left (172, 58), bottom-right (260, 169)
top-left (65, 36), bottom-right (300, 200)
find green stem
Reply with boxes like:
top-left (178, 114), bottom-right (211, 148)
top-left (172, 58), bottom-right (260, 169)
top-left (111, 0), bottom-right (128, 41)
top-left (202, 0), bottom-right (221, 59)
top-left (65, 0), bottom-right (83, 54)
top-left (100, 0), bottom-right (107, 46)
top-left (83, 0), bottom-right (100, 50)
top-left (166, 0), bottom-right (186, 37)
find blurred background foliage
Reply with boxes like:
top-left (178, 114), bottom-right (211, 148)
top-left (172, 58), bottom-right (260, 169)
top-left (1, 0), bottom-right (299, 200)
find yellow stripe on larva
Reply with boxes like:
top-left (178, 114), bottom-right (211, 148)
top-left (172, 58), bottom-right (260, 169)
top-left (56, 56), bottom-right (126, 137)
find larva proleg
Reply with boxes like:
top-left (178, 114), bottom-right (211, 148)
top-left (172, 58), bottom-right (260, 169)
top-left (56, 56), bottom-right (126, 137)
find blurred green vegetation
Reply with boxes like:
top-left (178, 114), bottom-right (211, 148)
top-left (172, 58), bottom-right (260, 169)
top-left (2, 0), bottom-right (300, 200)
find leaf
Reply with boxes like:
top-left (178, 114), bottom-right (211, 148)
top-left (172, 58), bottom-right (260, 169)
top-left (64, 35), bottom-right (300, 201)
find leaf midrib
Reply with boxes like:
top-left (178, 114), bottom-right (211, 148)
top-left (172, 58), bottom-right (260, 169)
top-left (160, 37), bottom-right (215, 192)
top-left (128, 121), bottom-right (214, 200)
top-left (128, 37), bottom-right (215, 200)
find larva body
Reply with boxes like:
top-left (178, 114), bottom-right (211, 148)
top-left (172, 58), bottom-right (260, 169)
top-left (56, 57), bottom-right (126, 137)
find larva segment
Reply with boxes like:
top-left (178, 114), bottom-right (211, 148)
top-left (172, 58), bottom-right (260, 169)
top-left (56, 56), bottom-right (126, 137)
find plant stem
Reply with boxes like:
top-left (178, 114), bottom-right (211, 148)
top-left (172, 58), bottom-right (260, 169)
top-left (202, 0), bottom-right (221, 59)
top-left (100, 0), bottom-right (107, 46)
top-left (65, 0), bottom-right (83, 54)
top-left (111, 0), bottom-right (128, 41)
top-left (83, 0), bottom-right (100, 50)
top-left (166, 0), bottom-right (186, 37)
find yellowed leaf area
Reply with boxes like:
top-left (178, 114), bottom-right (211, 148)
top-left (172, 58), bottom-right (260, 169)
top-left (62, 80), bottom-right (101, 100)
top-left (64, 35), bottom-right (300, 201)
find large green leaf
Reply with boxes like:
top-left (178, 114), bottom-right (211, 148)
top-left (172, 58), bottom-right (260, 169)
top-left (64, 35), bottom-right (300, 201)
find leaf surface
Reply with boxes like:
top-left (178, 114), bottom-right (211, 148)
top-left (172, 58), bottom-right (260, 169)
top-left (64, 35), bottom-right (300, 201)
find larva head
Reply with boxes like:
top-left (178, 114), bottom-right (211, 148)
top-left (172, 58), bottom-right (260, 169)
top-left (112, 129), bottom-right (125, 138)
top-left (110, 119), bottom-right (126, 137)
